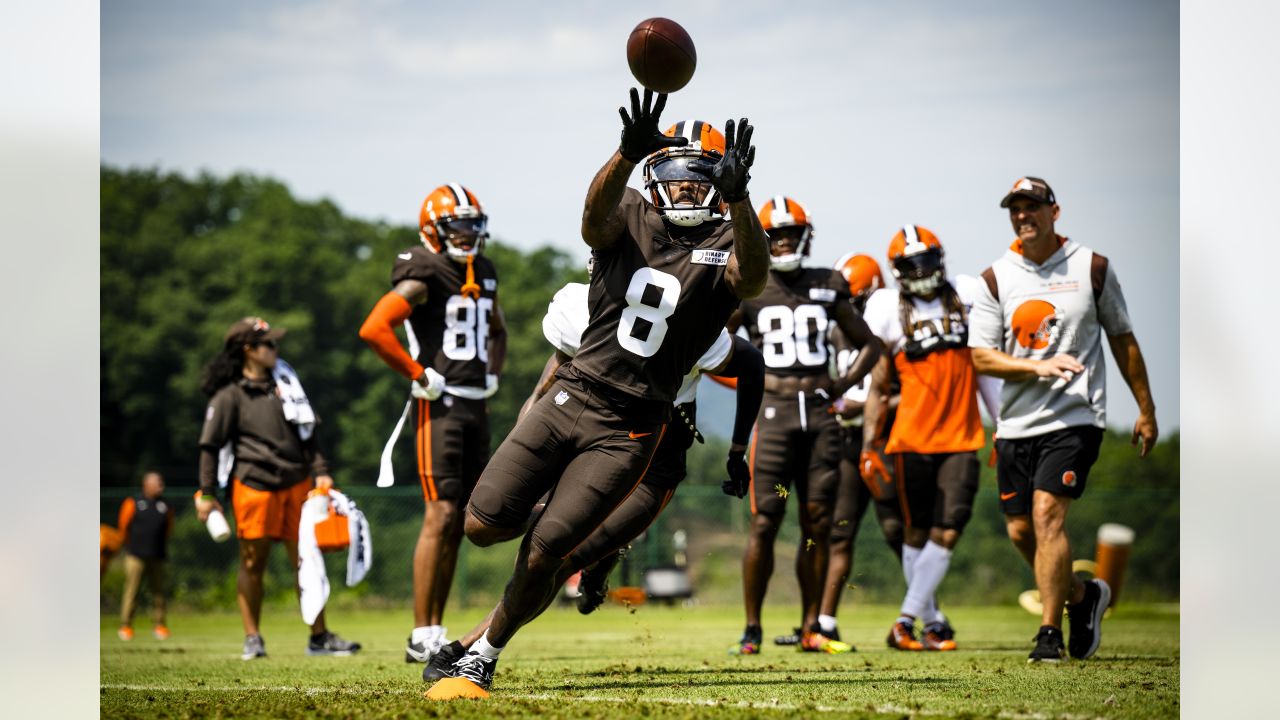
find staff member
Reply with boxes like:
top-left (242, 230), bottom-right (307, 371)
top-left (194, 317), bottom-right (361, 660)
top-left (116, 471), bottom-right (173, 641)
top-left (969, 177), bottom-right (1158, 663)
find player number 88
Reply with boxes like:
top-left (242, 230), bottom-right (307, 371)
top-left (443, 295), bottom-right (493, 362)
top-left (617, 268), bottom-right (681, 358)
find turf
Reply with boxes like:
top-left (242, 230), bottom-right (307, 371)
top-left (101, 603), bottom-right (1178, 719)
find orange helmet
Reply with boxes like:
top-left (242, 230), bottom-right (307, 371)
top-left (758, 196), bottom-right (814, 271)
top-left (887, 225), bottom-right (946, 296)
top-left (833, 252), bottom-right (885, 309)
top-left (419, 183), bottom-right (488, 261)
top-left (643, 120), bottom-right (726, 227)
top-left (1011, 299), bottom-right (1061, 350)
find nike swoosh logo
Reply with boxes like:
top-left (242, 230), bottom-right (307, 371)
top-left (398, 252), bottom-right (413, 260)
top-left (1000, 492), bottom-right (1017, 500)
top-left (628, 431), bottom-right (652, 439)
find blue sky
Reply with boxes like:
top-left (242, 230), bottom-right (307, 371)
top-left (102, 0), bottom-right (1178, 431)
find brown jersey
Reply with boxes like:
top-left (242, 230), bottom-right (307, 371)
top-left (740, 267), bottom-right (852, 377)
top-left (571, 188), bottom-right (739, 404)
top-left (391, 246), bottom-right (499, 388)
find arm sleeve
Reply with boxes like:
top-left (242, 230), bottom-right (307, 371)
top-left (966, 271), bottom-right (1005, 349)
top-left (303, 433), bottom-right (331, 479)
top-left (1096, 262), bottom-right (1134, 336)
top-left (359, 291), bottom-right (426, 381)
top-left (117, 498), bottom-right (136, 541)
top-left (198, 449), bottom-right (220, 496)
top-left (718, 336), bottom-right (765, 446)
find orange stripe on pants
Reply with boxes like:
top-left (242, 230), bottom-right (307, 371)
top-left (747, 425), bottom-right (760, 516)
top-left (417, 398), bottom-right (437, 501)
top-left (894, 453), bottom-right (912, 528)
top-left (560, 424), bottom-right (667, 561)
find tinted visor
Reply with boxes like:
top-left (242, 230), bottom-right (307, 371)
top-left (438, 216), bottom-right (487, 246)
top-left (893, 249), bottom-right (943, 279)
top-left (651, 155), bottom-right (712, 183)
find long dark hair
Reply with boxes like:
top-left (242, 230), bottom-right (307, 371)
top-left (200, 344), bottom-right (245, 397)
top-left (898, 280), bottom-right (967, 336)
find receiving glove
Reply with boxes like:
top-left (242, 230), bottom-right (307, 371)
top-left (859, 446), bottom-right (896, 502)
top-left (618, 88), bottom-right (687, 163)
top-left (722, 449), bottom-right (751, 498)
top-left (411, 367), bottom-right (447, 401)
top-left (687, 117), bottom-right (755, 203)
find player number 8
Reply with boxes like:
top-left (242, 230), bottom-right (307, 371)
top-left (617, 268), bottom-right (681, 357)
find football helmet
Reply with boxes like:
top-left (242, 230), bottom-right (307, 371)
top-left (887, 225), bottom-right (946, 297)
top-left (419, 183), bottom-right (488, 262)
top-left (643, 120), bottom-right (726, 227)
top-left (758, 196), bottom-right (814, 272)
top-left (833, 252), bottom-right (885, 311)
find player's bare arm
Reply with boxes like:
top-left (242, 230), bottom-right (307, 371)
top-left (860, 350), bottom-right (893, 450)
top-left (1107, 331), bottom-right (1158, 456)
top-left (392, 278), bottom-right (428, 305)
top-left (582, 88), bottom-right (686, 249)
top-left (970, 346), bottom-right (1083, 382)
top-left (689, 118), bottom-right (767, 299)
top-left (831, 299), bottom-right (882, 394)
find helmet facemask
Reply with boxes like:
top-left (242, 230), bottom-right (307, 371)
top-left (644, 151), bottom-right (724, 228)
top-left (766, 224), bottom-right (812, 272)
top-left (892, 248), bottom-right (946, 297)
top-left (428, 211), bottom-right (488, 262)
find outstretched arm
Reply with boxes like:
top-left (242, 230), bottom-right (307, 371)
top-left (692, 118), bottom-right (767, 299)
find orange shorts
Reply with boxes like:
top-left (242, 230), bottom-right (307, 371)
top-left (231, 478), bottom-right (311, 541)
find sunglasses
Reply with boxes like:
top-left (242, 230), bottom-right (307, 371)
top-left (251, 340), bottom-right (278, 350)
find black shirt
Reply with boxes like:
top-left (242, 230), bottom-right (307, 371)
top-left (739, 267), bottom-right (852, 377)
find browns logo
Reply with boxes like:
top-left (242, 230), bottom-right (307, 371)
top-left (1011, 299), bottom-right (1061, 350)
top-left (1062, 470), bottom-right (1077, 487)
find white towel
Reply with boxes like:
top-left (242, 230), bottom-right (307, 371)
top-left (297, 489), bottom-right (373, 625)
top-left (273, 358), bottom-right (316, 441)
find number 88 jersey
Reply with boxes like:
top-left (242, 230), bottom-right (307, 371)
top-left (392, 245), bottom-right (499, 389)
top-left (571, 189), bottom-right (741, 404)
top-left (739, 268), bottom-right (852, 376)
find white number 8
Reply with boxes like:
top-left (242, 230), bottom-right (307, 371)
top-left (617, 268), bottom-right (681, 357)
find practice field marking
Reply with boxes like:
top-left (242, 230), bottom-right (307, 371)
top-left (101, 684), bottom-right (1103, 719)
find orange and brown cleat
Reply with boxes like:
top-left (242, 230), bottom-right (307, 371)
top-left (117, 626), bottom-right (134, 642)
top-left (921, 625), bottom-right (956, 651)
top-left (886, 620), bottom-right (923, 651)
top-left (153, 625), bottom-right (171, 641)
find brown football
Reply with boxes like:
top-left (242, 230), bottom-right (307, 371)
top-left (626, 17), bottom-right (696, 93)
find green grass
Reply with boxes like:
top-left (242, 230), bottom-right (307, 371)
top-left (101, 603), bottom-right (1178, 719)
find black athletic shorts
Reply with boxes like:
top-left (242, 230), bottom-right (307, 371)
top-left (893, 451), bottom-right (980, 532)
top-left (996, 425), bottom-right (1105, 515)
top-left (749, 389), bottom-right (841, 516)
top-left (414, 395), bottom-right (490, 504)
top-left (831, 424), bottom-right (904, 545)
top-left (466, 373), bottom-right (666, 559)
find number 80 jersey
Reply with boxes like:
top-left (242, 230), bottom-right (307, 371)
top-left (391, 246), bottom-right (499, 389)
top-left (739, 268), bottom-right (853, 376)
top-left (571, 189), bottom-right (740, 404)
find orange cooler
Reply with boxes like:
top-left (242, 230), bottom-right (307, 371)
top-left (1094, 523), bottom-right (1135, 608)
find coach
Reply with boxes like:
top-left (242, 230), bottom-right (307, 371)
top-left (967, 176), bottom-right (1158, 663)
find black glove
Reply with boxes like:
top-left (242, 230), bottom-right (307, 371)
top-left (619, 88), bottom-right (687, 163)
top-left (723, 449), bottom-right (751, 498)
top-left (688, 117), bottom-right (755, 203)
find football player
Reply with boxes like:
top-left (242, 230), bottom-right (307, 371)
top-left (426, 89), bottom-right (770, 697)
top-left (860, 226), bottom-right (1000, 652)
top-left (728, 197), bottom-right (881, 655)
top-left (421, 271), bottom-right (766, 682)
top-left (358, 184), bottom-right (507, 663)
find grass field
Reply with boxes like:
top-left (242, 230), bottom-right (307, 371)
top-left (101, 603), bottom-right (1178, 719)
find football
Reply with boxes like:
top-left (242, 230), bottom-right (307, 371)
top-left (626, 17), bottom-right (697, 93)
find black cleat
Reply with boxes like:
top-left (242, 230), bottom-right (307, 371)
top-left (1066, 578), bottom-right (1111, 659)
top-left (576, 567), bottom-right (609, 615)
top-left (405, 636), bottom-right (431, 663)
top-left (447, 651), bottom-right (498, 691)
top-left (1028, 625), bottom-right (1066, 663)
top-left (773, 626), bottom-right (803, 646)
top-left (423, 641), bottom-right (465, 682)
top-left (732, 624), bottom-right (764, 655)
top-left (307, 630), bottom-right (361, 656)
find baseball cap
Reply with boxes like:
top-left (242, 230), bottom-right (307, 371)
top-left (1000, 176), bottom-right (1057, 208)
top-left (224, 316), bottom-right (286, 347)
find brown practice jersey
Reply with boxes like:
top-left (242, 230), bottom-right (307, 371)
top-left (740, 268), bottom-right (852, 377)
top-left (391, 246), bottom-right (499, 388)
top-left (572, 188), bottom-right (740, 403)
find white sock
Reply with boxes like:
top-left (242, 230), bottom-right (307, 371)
top-left (902, 544), bottom-right (922, 587)
top-left (818, 614), bottom-right (838, 634)
top-left (434, 626), bottom-right (449, 647)
top-left (900, 541), bottom-right (953, 619)
top-left (469, 632), bottom-right (504, 659)
top-left (411, 625), bottom-right (438, 645)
